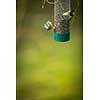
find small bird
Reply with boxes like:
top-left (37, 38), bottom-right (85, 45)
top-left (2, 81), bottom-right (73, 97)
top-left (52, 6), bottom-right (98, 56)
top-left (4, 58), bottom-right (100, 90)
top-left (63, 10), bottom-right (75, 20)
top-left (44, 20), bottom-right (53, 31)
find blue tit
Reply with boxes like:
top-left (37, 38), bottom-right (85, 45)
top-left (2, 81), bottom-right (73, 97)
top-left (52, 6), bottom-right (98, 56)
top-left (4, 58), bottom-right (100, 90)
top-left (44, 20), bottom-right (53, 31)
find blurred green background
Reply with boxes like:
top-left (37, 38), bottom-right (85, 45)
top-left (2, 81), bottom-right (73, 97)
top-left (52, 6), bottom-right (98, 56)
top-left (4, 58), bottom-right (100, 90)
top-left (16, 0), bottom-right (83, 100)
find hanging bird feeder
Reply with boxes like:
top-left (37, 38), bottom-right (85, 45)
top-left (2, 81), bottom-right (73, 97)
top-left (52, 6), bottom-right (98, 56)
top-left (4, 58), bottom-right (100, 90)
top-left (42, 0), bottom-right (75, 42)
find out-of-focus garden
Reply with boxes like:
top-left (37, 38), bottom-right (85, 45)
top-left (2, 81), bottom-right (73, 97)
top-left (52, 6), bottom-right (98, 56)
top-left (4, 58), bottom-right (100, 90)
top-left (16, 0), bottom-right (83, 100)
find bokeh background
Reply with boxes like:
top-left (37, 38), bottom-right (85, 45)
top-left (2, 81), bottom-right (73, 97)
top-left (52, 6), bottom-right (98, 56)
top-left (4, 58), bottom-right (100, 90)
top-left (16, 0), bottom-right (83, 100)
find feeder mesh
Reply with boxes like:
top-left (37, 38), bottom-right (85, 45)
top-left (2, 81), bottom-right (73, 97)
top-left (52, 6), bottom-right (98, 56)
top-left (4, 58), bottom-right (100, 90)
top-left (54, 0), bottom-right (70, 34)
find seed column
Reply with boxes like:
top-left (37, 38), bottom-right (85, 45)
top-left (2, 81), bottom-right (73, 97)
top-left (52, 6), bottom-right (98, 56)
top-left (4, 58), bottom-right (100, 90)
top-left (54, 0), bottom-right (71, 42)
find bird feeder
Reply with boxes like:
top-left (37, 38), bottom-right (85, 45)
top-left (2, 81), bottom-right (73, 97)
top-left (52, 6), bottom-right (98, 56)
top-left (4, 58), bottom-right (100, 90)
top-left (42, 0), bottom-right (74, 42)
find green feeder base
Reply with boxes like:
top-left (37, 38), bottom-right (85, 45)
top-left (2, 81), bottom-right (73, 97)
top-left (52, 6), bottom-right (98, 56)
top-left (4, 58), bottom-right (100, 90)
top-left (54, 32), bottom-right (70, 42)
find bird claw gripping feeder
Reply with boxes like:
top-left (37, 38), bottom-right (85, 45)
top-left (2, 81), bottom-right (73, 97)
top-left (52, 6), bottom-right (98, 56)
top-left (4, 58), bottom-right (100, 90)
top-left (42, 0), bottom-right (75, 42)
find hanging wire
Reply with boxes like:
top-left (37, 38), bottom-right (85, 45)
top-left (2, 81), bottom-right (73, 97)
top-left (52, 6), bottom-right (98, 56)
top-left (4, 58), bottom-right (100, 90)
top-left (47, 0), bottom-right (56, 4)
top-left (42, 0), bottom-right (59, 8)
